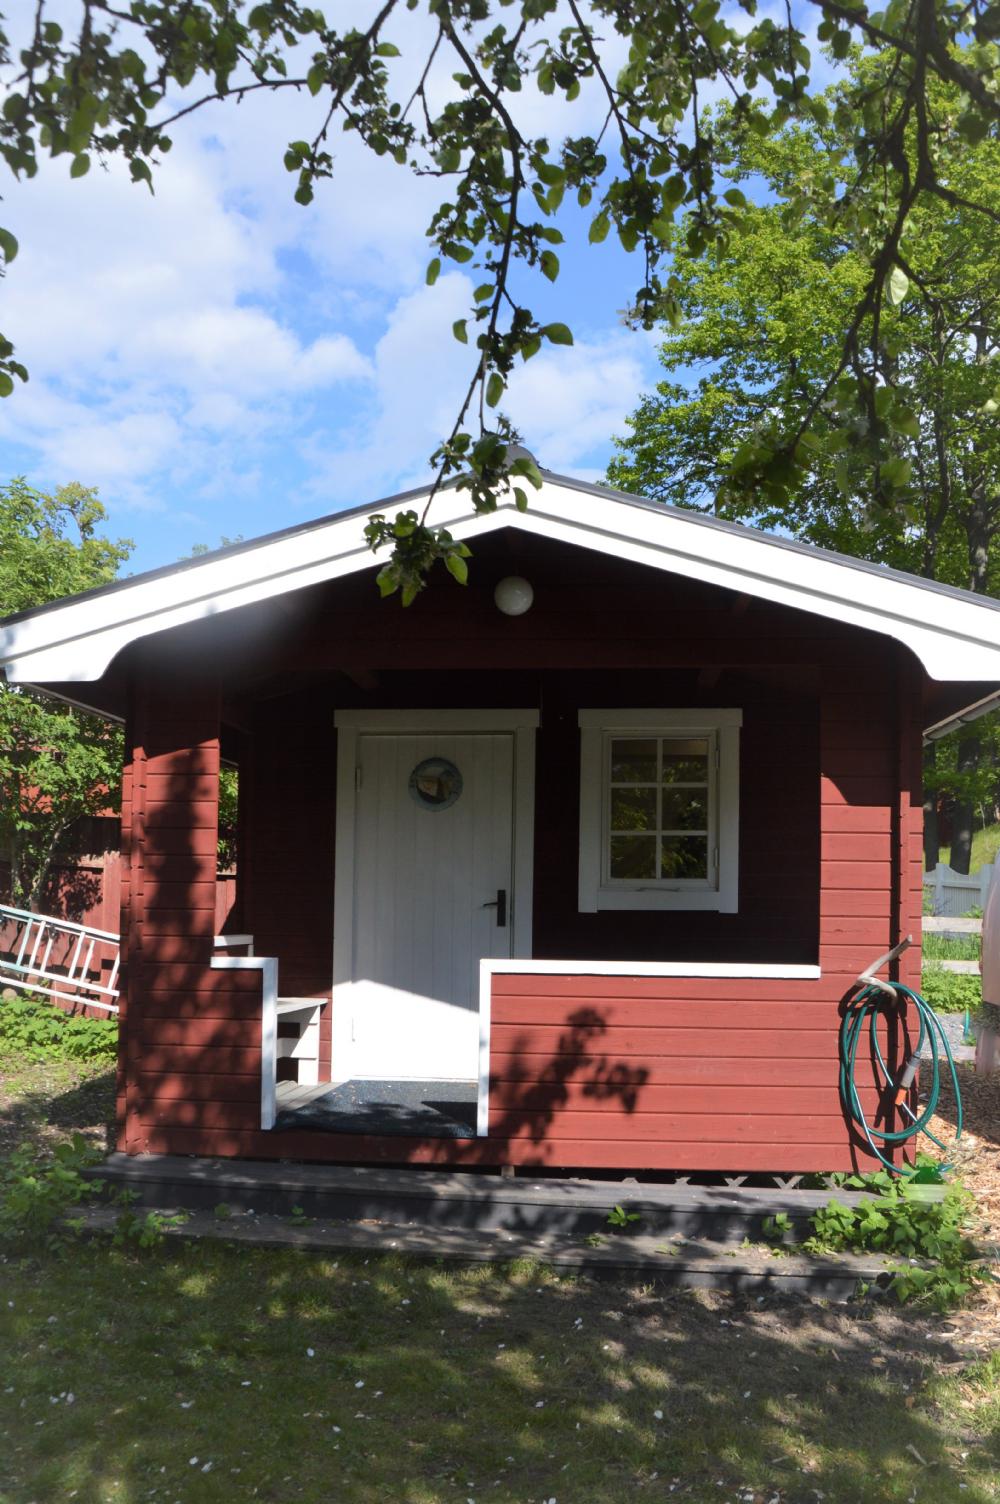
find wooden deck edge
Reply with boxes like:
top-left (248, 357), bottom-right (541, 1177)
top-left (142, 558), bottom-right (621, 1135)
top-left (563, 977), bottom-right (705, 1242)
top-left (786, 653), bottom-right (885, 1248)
top-left (73, 1206), bottom-right (893, 1301)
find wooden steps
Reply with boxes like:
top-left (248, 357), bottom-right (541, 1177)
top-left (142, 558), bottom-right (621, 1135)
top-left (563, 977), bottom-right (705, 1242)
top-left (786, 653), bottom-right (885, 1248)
top-left (74, 1202), bottom-right (894, 1301)
top-left (85, 1152), bottom-right (904, 1242)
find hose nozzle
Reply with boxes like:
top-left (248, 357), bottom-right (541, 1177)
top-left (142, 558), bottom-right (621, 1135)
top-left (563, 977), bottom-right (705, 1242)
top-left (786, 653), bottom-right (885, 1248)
top-left (894, 1052), bottom-right (921, 1107)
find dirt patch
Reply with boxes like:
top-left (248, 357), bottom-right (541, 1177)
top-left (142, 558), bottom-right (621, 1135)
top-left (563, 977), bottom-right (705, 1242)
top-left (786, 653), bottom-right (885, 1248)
top-left (0, 1053), bottom-right (116, 1159)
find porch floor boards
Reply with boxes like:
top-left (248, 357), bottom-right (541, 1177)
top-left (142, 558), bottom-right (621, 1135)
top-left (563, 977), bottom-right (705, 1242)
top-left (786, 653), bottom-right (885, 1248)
top-left (274, 1077), bottom-right (478, 1138)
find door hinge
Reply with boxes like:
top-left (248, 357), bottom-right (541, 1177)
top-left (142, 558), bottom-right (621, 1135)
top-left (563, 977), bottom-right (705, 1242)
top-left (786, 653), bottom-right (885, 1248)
top-left (355, 765), bottom-right (363, 791)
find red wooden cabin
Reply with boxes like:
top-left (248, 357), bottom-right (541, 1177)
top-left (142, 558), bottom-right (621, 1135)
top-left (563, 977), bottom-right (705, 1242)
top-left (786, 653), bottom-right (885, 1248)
top-left (2, 471), bottom-right (998, 1175)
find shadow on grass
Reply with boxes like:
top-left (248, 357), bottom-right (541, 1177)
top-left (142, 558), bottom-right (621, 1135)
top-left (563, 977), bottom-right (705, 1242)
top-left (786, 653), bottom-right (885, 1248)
top-left (0, 1061), bottom-right (116, 1157)
top-left (0, 1237), bottom-right (995, 1504)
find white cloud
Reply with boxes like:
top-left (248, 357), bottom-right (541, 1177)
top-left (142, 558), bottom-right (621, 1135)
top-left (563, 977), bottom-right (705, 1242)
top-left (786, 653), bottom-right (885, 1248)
top-left (0, 6), bottom-right (661, 561)
top-left (506, 332), bottom-right (652, 471)
top-left (302, 275), bottom-right (657, 507)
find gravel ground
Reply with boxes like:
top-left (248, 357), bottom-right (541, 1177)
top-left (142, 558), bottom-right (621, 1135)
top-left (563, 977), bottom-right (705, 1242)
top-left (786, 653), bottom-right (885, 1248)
top-left (929, 1010), bottom-right (978, 1062)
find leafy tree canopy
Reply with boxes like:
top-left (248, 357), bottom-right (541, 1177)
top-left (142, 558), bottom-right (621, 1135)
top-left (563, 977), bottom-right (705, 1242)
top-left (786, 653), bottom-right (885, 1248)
top-left (608, 65), bottom-right (1000, 871)
top-left (608, 64), bottom-right (1000, 598)
top-left (3, 2), bottom-right (1000, 596)
top-left (0, 480), bottom-right (132, 908)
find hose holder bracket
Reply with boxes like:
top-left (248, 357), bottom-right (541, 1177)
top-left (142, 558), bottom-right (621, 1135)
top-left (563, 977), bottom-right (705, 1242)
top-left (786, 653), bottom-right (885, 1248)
top-left (856, 935), bottom-right (913, 999)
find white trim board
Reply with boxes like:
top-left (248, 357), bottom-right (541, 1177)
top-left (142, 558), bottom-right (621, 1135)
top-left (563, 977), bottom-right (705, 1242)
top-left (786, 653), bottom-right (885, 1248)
top-left (482, 960), bottom-right (821, 978)
top-left (6, 472), bottom-right (1000, 687)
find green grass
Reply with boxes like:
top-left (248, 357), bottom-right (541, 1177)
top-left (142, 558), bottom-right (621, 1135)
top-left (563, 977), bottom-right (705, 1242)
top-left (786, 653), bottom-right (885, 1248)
top-left (1, 1241), bottom-right (999, 1504)
top-left (940, 822), bottom-right (1000, 873)
top-left (924, 932), bottom-right (981, 961)
top-left (1, 1058), bottom-right (998, 1504)
top-left (921, 965), bottom-right (982, 1013)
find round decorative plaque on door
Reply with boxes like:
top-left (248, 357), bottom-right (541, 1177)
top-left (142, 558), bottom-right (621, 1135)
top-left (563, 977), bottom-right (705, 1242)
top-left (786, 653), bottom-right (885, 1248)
top-left (408, 756), bottom-right (463, 811)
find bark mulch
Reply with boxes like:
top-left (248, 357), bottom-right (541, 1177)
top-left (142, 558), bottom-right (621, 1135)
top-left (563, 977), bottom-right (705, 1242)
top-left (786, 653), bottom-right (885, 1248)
top-left (924, 1063), bottom-right (1000, 1351)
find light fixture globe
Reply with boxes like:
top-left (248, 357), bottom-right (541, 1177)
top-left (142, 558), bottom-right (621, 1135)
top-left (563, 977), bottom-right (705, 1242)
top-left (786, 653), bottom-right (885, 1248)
top-left (494, 575), bottom-right (534, 617)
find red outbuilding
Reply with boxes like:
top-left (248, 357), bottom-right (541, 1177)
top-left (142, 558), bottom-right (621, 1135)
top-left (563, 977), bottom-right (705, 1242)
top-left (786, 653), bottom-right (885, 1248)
top-left (2, 471), bottom-right (997, 1175)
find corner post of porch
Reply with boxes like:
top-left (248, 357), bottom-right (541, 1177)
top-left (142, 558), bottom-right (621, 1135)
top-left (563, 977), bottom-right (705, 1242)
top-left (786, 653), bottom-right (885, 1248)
top-left (117, 668), bottom-right (221, 1154)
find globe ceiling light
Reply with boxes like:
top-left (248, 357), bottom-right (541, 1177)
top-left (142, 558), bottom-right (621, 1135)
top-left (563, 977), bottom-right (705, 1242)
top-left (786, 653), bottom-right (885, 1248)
top-left (494, 575), bottom-right (534, 617)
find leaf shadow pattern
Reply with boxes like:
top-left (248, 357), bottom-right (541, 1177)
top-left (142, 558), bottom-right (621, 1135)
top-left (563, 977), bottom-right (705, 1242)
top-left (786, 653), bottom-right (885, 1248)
top-left (484, 1007), bottom-right (649, 1150)
top-left (0, 1229), bottom-right (996, 1504)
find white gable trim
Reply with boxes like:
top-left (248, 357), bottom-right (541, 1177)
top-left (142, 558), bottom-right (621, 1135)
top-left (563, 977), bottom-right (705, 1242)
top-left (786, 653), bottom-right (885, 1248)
top-left (3, 475), bottom-right (1000, 684)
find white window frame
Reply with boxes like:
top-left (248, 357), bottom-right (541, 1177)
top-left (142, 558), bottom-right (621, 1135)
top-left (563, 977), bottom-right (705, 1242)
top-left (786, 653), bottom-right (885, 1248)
top-left (577, 709), bottom-right (742, 913)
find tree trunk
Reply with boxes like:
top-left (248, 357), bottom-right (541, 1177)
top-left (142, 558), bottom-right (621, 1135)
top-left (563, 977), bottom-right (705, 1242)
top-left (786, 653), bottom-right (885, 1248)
top-left (949, 736), bottom-right (981, 875)
top-left (923, 743), bottom-right (940, 870)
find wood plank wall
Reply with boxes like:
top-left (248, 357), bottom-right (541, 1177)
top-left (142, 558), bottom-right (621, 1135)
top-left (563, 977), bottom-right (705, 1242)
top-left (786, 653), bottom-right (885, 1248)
top-left (242, 692), bottom-right (336, 1076)
top-left (122, 639), bottom-right (921, 1173)
top-left (118, 680), bottom-right (232, 1152)
top-left (484, 646), bottom-right (915, 1173)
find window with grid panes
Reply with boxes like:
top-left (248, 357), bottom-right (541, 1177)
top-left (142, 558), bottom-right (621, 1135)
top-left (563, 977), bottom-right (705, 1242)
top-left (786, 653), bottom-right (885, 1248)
top-left (577, 710), bottom-right (741, 913)
top-left (607, 734), bottom-right (713, 885)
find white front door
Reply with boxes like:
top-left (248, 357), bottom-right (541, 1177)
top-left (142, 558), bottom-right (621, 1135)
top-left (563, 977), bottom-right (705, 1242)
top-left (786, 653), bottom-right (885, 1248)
top-left (341, 731), bottom-right (514, 1081)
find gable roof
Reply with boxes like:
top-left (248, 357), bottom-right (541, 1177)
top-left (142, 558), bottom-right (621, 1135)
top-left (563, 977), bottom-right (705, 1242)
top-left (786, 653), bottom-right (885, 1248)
top-left (2, 469), bottom-right (1000, 686)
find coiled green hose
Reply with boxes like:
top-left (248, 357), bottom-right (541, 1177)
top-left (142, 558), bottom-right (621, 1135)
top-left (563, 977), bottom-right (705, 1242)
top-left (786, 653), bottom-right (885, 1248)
top-left (839, 981), bottom-right (964, 1176)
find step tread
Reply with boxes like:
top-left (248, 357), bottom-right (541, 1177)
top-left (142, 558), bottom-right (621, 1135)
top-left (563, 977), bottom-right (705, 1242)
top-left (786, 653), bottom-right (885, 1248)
top-left (77, 1205), bottom-right (892, 1296)
top-left (87, 1152), bottom-right (893, 1214)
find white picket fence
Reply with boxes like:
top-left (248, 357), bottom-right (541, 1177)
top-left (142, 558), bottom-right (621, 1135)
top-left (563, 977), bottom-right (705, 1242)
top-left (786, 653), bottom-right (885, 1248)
top-left (923, 861), bottom-right (997, 918)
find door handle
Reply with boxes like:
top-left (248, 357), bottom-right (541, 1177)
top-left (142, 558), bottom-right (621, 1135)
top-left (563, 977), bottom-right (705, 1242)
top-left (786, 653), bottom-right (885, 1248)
top-left (481, 888), bottom-right (507, 927)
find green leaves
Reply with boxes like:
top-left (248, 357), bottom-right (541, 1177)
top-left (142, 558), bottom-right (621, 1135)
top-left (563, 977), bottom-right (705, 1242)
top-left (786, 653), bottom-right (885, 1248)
top-left (539, 249), bottom-right (559, 282)
top-left (445, 551), bottom-right (468, 584)
top-left (886, 265), bottom-right (909, 307)
top-left (0, 0), bottom-right (998, 596)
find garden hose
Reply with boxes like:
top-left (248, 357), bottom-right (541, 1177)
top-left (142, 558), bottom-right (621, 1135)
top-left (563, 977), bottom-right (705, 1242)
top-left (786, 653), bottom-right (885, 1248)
top-left (839, 980), bottom-right (963, 1176)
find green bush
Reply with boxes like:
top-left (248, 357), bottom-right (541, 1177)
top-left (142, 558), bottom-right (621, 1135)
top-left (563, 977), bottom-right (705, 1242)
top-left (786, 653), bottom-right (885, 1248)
top-left (0, 1134), bottom-right (100, 1252)
top-left (920, 967), bottom-right (982, 1014)
top-left (0, 995), bottom-right (117, 1062)
top-left (806, 1178), bottom-right (982, 1311)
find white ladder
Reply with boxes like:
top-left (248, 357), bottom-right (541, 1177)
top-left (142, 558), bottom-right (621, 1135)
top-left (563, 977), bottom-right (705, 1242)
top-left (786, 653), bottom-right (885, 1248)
top-left (0, 902), bottom-right (121, 1015)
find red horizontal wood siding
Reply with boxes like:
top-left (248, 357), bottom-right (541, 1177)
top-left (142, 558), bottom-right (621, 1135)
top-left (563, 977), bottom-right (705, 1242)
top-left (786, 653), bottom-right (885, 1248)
top-left (110, 542), bottom-right (924, 1174)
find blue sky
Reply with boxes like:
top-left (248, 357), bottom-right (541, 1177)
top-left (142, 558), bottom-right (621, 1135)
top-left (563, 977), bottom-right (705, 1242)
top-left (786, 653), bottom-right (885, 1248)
top-left (0, 7), bottom-right (671, 575)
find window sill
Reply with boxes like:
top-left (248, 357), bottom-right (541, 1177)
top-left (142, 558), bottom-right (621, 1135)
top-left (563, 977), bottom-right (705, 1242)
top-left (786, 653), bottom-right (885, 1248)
top-left (588, 888), bottom-right (735, 912)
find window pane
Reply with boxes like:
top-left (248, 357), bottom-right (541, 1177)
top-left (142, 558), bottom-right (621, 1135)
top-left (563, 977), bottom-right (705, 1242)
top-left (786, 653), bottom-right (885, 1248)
top-left (661, 836), bottom-right (709, 880)
top-left (661, 738), bottom-right (709, 784)
top-left (610, 787), bottom-right (657, 831)
top-left (610, 738), bottom-right (657, 783)
top-left (661, 790), bottom-right (707, 832)
top-left (610, 834), bottom-right (657, 879)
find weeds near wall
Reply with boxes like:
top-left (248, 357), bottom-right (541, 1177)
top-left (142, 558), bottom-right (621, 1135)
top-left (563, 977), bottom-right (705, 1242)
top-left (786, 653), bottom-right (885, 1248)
top-left (0, 995), bottom-right (116, 1062)
top-left (0, 1134), bottom-right (99, 1252)
top-left (804, 1177), bottom-right (983, 1311)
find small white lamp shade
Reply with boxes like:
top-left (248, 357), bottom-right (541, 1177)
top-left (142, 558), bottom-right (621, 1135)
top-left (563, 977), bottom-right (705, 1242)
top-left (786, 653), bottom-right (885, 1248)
top-left (494, 575), bottom-right (534, 616)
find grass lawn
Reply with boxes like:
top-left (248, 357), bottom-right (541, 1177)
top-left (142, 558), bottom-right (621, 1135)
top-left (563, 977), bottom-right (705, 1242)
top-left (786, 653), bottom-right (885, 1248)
top-left (2, 1055), bottom-right (1000, 1504)
top-left (923, 933), bottom-right (981, 962)
top-left (939, 822), bottom-right (1000, 874)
